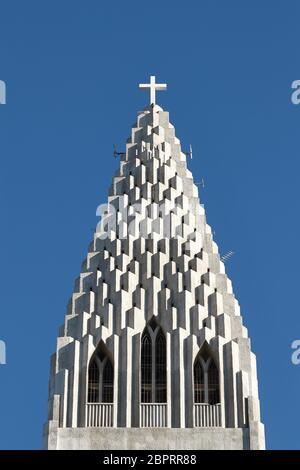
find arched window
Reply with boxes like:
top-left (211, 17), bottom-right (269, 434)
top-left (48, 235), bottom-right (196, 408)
top-left (102, 360), bottom-right (114, 403)
top-left (141, 332), bottom-right (152, 403)
top-left (88, 358), bottom-right (99, 403)
top-left (194, 358), bottom-right (205, 403)
top-left (155, 332), bottom-right (167, 403)
top-left (141, 319), bottom-right (166, 403)
top-left (87, 344), bottom-right (114, 403)
top-left (207, 359), bottom-right (220, 405)
top-left (194, 345), bottom-right (220, 404)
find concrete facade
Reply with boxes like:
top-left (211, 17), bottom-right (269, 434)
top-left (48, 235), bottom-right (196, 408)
top-left (53, 428), bottom-right (253, 450)
top-left (43, 99), bottom-right (265, 450)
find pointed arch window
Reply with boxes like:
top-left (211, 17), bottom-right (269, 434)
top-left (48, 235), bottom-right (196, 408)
top-left (102, 360), bottom-right (114, 403)
top-left (141, 319), bottom-right (166, 403)
top-left (141, 331), bottom-right (152, 403)
top-left (155, 331), bottom-right (167, 402)
top-left (207, 359), bottom-right (219, 404)
top-left (194, 357), bottom-right (205, 403)
top-left (87, 344), bottom-right (114, 403)
top-left (88, 358), bottom-right (100, 403)
top-left (194, 346), bottom-right (220, 405)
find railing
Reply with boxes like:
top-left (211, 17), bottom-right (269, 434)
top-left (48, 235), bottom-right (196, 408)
top-left (194, 403), bottom-right (221, 427)
top-left (140, 403), bottom-right (167, 427)
top-left (86, 403), bottom-right (113, 427)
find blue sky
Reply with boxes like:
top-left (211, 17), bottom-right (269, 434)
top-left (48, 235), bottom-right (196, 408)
top-left (0, 0), bottom-right (299, 449)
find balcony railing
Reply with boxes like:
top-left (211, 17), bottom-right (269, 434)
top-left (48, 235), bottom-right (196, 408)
top-left (86, 403), bottom-right (113, 427)
top-left (86, 403), bottom-right (221, 428)
top-left (194, 403), bottom-right (221, 427)
top-left (140, 403), bottom-right (167, 427)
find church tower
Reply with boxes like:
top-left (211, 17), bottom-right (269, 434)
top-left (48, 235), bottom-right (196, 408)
top-left (43, 77), bottom-right (265, 450)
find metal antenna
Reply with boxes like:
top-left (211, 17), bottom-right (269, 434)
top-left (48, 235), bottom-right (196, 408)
top-left (221, 251), bottom-right (235, 262)
top-left (195, 178), bottom-right (205, 189)
top-left (113, 144), bottom-right (125, 158)
top-left (184, 144), bottom-right (193, 159)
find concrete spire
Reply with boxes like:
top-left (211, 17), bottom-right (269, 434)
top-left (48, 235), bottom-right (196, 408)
top-left (43, 95), bottom-right (265, 450)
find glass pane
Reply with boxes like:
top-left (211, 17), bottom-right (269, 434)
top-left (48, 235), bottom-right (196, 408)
top-left (141, 333), bottom-right (152, 403)
top-left (155, 332), bottom-right (166, 403)
top-left (102, 360), bottom-right (114, 403)
top-left (88, 359), bottom-right (99, 403)
top-left (207, 360), bottom-right (220, 404)
top-left (194, 359), bottom-right (205, 403)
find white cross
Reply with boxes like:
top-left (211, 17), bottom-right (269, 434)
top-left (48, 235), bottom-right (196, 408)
top-left (139, 75), bottom-right (167, 105)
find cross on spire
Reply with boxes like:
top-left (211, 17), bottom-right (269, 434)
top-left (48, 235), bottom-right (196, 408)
top-left (139, 75), bottom-right (167, 105)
